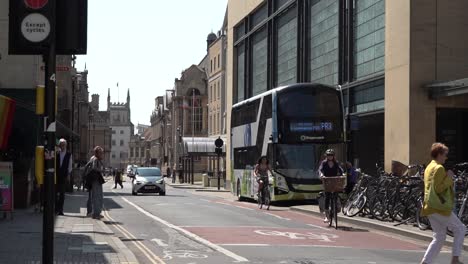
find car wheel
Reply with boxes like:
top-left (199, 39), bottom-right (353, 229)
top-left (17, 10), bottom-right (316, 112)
top-left (132, 190), bottom-right (137, 196)
top-left (159, 191), bottom-right (166, 196)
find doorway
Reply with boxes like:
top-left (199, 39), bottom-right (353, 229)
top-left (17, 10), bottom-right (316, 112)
top-left (436, 108), bottom-right (468, 167)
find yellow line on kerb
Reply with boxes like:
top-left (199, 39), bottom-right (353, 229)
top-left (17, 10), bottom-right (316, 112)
top-left (103, 208), bottom-right (166, 264)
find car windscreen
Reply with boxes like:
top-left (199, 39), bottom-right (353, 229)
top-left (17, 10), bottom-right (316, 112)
top-left (136, 168), bottom-right (162, 177)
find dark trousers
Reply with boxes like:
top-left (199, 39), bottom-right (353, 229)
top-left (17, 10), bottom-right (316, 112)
top-left (55, 184), bottom-right (66, 214)
top-left (114, 176), bottom-right (123, 188)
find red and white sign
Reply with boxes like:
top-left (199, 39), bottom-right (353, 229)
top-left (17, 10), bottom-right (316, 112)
top-left (24, 0), bottom-right (48, 9)
top-left (40, 65), bottom-right (71, 72)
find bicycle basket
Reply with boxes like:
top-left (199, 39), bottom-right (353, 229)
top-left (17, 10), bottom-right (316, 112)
top-left (322, 176), bottom-right (347, 192)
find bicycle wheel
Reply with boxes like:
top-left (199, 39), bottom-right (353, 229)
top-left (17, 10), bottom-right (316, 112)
top-left (264, 188), bottom-right (271, 210)
top-left (328, 198), bottom-right (334, 228)
top-left (346, 193), bottom-right (367, 217)
top-left (334, 195), bottom-right (339, 229)
top-left (257, 191), bottom-right (263, 209)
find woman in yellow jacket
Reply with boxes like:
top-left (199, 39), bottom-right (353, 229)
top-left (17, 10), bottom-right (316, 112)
top-left (421, 143), bottom-right (466, 264)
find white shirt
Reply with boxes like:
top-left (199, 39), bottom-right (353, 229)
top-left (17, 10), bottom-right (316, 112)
top-left (59, 150), bottom-right (73, 174)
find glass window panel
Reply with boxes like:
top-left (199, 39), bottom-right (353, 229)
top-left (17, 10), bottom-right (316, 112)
top-left (309, 0), bottom-right (339, 85)
top-left (354, 0), bottom-right (385, 79)
top-left (276, 6), bottom-right (298, 86)
top-left (251, 4), bottom-right (268, 29)
top-left (236, 43), bottom-right (245, 103)
top-left (252, 28), bottom-right (268, 96)
top-left (275, 0), bottom-right (291, 10)
top-left (234, 21), bottom-right (245, 42)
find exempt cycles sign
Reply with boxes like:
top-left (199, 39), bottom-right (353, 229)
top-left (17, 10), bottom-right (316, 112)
top-left (21, 13), bottom-right (51, 42)
top-left (0, 162), bottom-right (13, 212)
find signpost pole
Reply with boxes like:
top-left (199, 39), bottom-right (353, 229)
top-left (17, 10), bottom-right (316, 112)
top-left (43, 0), bottom-right (57, 262)
top-left (217, 152), bottom-right (220, 191)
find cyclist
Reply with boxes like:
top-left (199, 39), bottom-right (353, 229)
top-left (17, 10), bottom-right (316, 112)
top-left (319, 149), bottom-right (344, 223)
top-left (254, 156), bottom-right (273, 198)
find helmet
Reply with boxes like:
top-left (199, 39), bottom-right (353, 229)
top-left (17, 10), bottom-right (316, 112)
top-left (325, 149), bottom-right (335, 155)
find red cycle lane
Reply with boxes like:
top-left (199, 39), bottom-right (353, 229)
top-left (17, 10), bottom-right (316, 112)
top-left (184, 226), bottom-right (426, 251)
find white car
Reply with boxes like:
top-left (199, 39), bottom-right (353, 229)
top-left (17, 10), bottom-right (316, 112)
top-left (131, 167), bottom-right (166, 196)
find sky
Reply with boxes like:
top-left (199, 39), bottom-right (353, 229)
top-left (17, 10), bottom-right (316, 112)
top-left (75, 0), bottom-right (228, 126)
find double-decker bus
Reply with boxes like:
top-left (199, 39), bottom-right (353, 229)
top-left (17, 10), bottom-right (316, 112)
top-left (231, 83), bottom-right (345, 202)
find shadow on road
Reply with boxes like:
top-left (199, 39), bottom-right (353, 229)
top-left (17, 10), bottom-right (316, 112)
top-left (336, 226), bottom-right (369, 232)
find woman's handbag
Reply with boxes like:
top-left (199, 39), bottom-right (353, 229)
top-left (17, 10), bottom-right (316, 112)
top-left (427, 169), bottom-right (453, 211)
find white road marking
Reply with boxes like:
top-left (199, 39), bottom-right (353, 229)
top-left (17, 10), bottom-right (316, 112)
top-left (102, 208), bottom-right (165, 264)
top-left (151, 238), bottom-right (169, 247)
top-left (118, 194), bottom-right (249, 262)
top-left (216, 201), bottom-right (254, 211)
top-left (200, 199), bottom-right (211, 202)
top-left (265, 213), bottom-right (290, 221)
top-left (306, 224), bottom-right (329, 231)
top-left (220, 244), bottom-right (270, 247)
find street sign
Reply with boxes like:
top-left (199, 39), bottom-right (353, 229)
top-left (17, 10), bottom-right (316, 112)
top-left (21, 13), bottom-right (51, 42)
top-left (215, 137), bottom-right (224, 148)
top-left (24, 0), bottom-right (49, 9)
top-left (40, 65), bottom-right (70, 72)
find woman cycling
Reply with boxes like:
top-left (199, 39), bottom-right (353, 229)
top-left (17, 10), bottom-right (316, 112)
top-left (254, 156), bottom-right (273, 197)
top-left (319, 149), bottom-right (344, 223)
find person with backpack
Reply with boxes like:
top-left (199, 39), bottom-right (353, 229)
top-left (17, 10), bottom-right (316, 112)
top-left (83, 146), bottom-right (106, 219)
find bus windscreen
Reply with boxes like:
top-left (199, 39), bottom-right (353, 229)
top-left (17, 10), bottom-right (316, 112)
top-left (277, 87), bottom-right (343, 143)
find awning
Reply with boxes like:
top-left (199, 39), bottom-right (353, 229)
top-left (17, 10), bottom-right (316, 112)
top-left (180, 137), bottom-right (226, 156)
top-left (56, 120), bottom-right (80, 141)
top-left (426, 77), bottom-right (468, 98)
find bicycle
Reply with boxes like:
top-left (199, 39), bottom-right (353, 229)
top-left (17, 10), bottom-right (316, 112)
top-left (257, 175), bottom-right (271, 210)
top-left (322, 176), bottom-right (346, 229)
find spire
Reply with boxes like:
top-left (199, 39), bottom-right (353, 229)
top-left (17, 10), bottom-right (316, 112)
top-left (107, 88), bottom-right (111, 110)
top-left (126, 88), bottom-right (130, 104)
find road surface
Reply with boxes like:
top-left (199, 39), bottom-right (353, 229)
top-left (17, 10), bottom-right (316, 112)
top-left (101, 180), bottom-right (461, 264)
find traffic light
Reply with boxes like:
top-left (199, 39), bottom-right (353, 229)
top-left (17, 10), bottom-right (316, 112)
top-left (9, 0), bottom-right (88, 55)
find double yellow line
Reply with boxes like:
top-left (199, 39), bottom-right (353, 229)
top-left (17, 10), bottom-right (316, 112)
top-left (103, 208), bottom-right (166, 264)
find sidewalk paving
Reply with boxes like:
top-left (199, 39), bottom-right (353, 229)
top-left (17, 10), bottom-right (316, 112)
top-left (165, 178), bottom-right (230, 192)
top-left (292, 204), bottom-right (468, 250)
top-left (0, 190), bottom-right (138, 264)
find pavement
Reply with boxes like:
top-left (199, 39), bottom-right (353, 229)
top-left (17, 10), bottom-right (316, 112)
top-left (0, 186), bottom-right (138, 264)
top-left (101, 179), bottom-right (467, 264)
top-left (164, 177), bottom-right (230, 193)
top-left (291, 205), bottom-right (468, 250)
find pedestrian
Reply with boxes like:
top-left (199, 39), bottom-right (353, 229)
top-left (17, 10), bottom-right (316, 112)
top-left (84, 146), bottom-right (106, 220)
top-left (114, 168), bottom-right (123, 189)
top-left (56, 138), bottom-right (72, 216)
top-left (421, 143), bottom-right (466, 264)
top-left (344, 161), bottom-right (358, 195)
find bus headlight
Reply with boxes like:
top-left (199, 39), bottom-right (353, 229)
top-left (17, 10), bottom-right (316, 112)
top-left (276, 175), bottom-right (289, 191)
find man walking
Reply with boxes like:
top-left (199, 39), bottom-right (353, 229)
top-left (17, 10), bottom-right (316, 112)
top-left (56, 138), bottom-right (72, 216)
top-left (113, 168), bottom-right (123, 189)
top-left (85, 146), bottom-right (105, 219)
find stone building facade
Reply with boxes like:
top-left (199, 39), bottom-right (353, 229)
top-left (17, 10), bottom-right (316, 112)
top-left (226, 0), bottom-right (468, 192)
top-left (108, 89), bottom-right (133, 169)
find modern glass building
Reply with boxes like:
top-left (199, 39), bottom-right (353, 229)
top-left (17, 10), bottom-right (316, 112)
top-left (226, 0), bottom-right (468, 188)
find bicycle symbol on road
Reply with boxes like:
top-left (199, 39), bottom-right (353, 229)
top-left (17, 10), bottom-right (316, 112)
top-left (254, 230), bottom-right (339, 242)
top-left (163, 250), bottom-right (208, 260)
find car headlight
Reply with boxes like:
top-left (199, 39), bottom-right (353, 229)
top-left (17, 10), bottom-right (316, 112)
top-left (156, 179), bottom-right (164, 184)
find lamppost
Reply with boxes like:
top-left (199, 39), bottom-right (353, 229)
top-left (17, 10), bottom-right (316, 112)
top-left (88, 109), bottom-right (93, 155)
